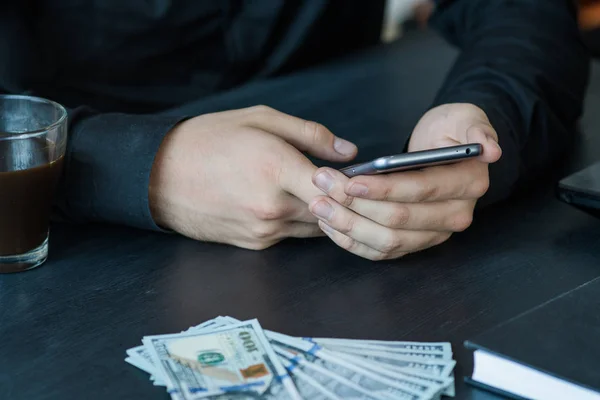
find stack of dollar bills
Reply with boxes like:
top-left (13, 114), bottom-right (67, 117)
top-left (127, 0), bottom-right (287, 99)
top-left (125, 316), bottom-right (456, 399)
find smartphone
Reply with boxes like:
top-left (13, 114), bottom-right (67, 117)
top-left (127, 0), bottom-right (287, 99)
top-left (340, 143), bottom-right (482, 177)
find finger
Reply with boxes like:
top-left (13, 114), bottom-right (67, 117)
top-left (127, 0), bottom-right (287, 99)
top-left (468, 123), bottom-right (502, 164)
top-left (278, 153), bottom-right (327, 204)
top-left (345, 159), bottom-right (489, 203)
top-left (285, 222), bottom-right (325, 238)
top-left (312, 166), bottom-right (353, 204)
top-left (242, 105), bottom-right (357, 161)
top-left (240, 220), bottom-right (320, 247)
top-left (309, 196), bottom-right (451, 253)
top-left (319, 221), bottom-right (403, 261)
top-left (348, 198), bottom-right (476, 232)
top-left (434, 122), bottom-right (502, 164)
top-left (283, 194), bottom-right (319, 223)
top-left (312, 167), bottom-right (476, 231)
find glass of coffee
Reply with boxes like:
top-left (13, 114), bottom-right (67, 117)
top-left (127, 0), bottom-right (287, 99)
top-left (0, 95), bottom-right (67, 273)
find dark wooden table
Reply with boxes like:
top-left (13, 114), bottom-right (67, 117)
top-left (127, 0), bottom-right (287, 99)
top-left (1, 31), bottom-right (599, 400)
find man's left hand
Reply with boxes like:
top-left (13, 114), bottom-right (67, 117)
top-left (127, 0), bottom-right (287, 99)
top-left (309, 103), bottom-right (502, 260)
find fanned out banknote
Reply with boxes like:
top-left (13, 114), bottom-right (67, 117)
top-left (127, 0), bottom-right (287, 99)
top-left (124, 316), bottom-right (456, 399)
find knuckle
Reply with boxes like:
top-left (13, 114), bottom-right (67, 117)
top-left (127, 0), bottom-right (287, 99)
top-left (427, 233), bottom-right (452, 250)
top-left (380, 184), bottom-right (393, 201)
top-left (338, 214), bottom-right (356, 235)
top-left (341, 195), bottom-right (355, 208)
top-left (339, 237), bottom-right (356, 251)
top-left (471, 176), bottom-right (490, 198)
top-left (369, 252), bottom-right (389, 261)
top-left (243, 240), bottom-right (277, 251)
top-left (303, 120), bottom-right (328, 144)
top-left (379, 234), bottom-right (401, 254)
top-left (387, 204), bottom-right (410, 227)
top-left (251, 203), bottom-right (286, 221)
top-left (251, 104), bottom-right (274, 115)
top-left (339, 235), bottom-right (359, 252)
top-left (250, 222), bottom-right (280, 240)
top-left (414, 179), bottom-right (439, 202)
top-left (449, 211), bottom-right (473, 232)
top-left (439, 232), bottom-right (453, 245)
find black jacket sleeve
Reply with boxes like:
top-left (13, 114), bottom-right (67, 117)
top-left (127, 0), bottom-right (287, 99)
top-left (0, 101), bottom-right (184, 231)
top-left (53, 108), bottom-right (187, 231)
top-left (430, 0), bottom-right (590, 203)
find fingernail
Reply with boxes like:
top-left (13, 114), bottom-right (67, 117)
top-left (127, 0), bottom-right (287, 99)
top-left (312, 201), bottom-right (334, 221)
top-left (314, 171), bottom-right (334, 192)
top-left (333, 137), bottom-right (357, 156)
top-left (346, 182), bottom-right (368, 197)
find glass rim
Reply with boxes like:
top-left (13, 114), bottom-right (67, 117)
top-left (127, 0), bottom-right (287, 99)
top-left (0, 94), bottom-right (67, 141)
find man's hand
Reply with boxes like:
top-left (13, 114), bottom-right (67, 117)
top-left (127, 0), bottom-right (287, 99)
top-left (149, 105), bottom-right (357, 250)
top-left (309, 103), bottom-right (502, 260)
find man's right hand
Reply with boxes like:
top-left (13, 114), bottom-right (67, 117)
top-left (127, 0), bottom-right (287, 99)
top-left (149, 105), bottom-right (358, 250)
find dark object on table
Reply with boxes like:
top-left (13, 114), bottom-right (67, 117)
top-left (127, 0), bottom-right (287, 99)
top-left (558, 161), bottom-right (600, 217)
top-left (464, 277), bottom-right (600, 400)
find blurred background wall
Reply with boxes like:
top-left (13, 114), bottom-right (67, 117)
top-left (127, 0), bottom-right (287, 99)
top-left (385, 0), bottom-right (600, 58)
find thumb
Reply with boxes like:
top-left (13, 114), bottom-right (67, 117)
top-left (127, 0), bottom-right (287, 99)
top-left (434, 123), bottom-right (501, 164)
top-left (465, 123), bottom-right (502, 164)
top-left (293, 119), bottom-right (358, 162)
top-left (243, 105), bottom-right (357, 162)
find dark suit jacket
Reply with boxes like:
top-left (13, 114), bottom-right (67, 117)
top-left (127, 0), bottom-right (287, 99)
top-left (0, 0), bottom-right (590, 230)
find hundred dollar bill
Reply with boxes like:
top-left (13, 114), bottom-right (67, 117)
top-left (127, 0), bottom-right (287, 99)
top-left (211, 320), bottom-right (452, 362)
top-left (193, 316), bottom-right (360, 399)
top-left (199, 316), bottom-right (387, 400)
top-left (126, 319), bottom-right (224, 367)
top-left (125, 345), bottom-right (166, 386)
top-left (196, 320), bottom-right (452, 358)
top-left (184, 318), bottom-right (231, 333)
top-left (280, 358), bottom-right (343, 400)
top-left (308, 338), bottom-right (452, 355)
top-left (332, 352), bottom-right (455, 397)
top-left (125, 318), bottom-right (231, 385)
top-left (323, 346), bottom-right (456, 378)
top-left (277, 346), bottom-right (388, 400)
top-left (143, 319), bottom-right (301, 399)
top-left (127, 345), bottom-right (154, 367)
top-left (125, 356), bottom-right (154, 375)
top-left (317, 344), bottom-right (451, 360)
top-left (399, 370), bottom-right (454, 398)
top-left (321, 345), bottom-right (452, 361)
top-left (138, 317), bottom-right (243, 388)
top-left (126, 316), bottom-right (456, 399)
top-left (267, 331), bottom-right (439, 400)
top-left (126, 345), bottom-right (167, 386)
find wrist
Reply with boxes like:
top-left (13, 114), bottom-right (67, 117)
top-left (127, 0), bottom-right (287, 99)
top-left (149, 123), bottom-right (180, 230)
